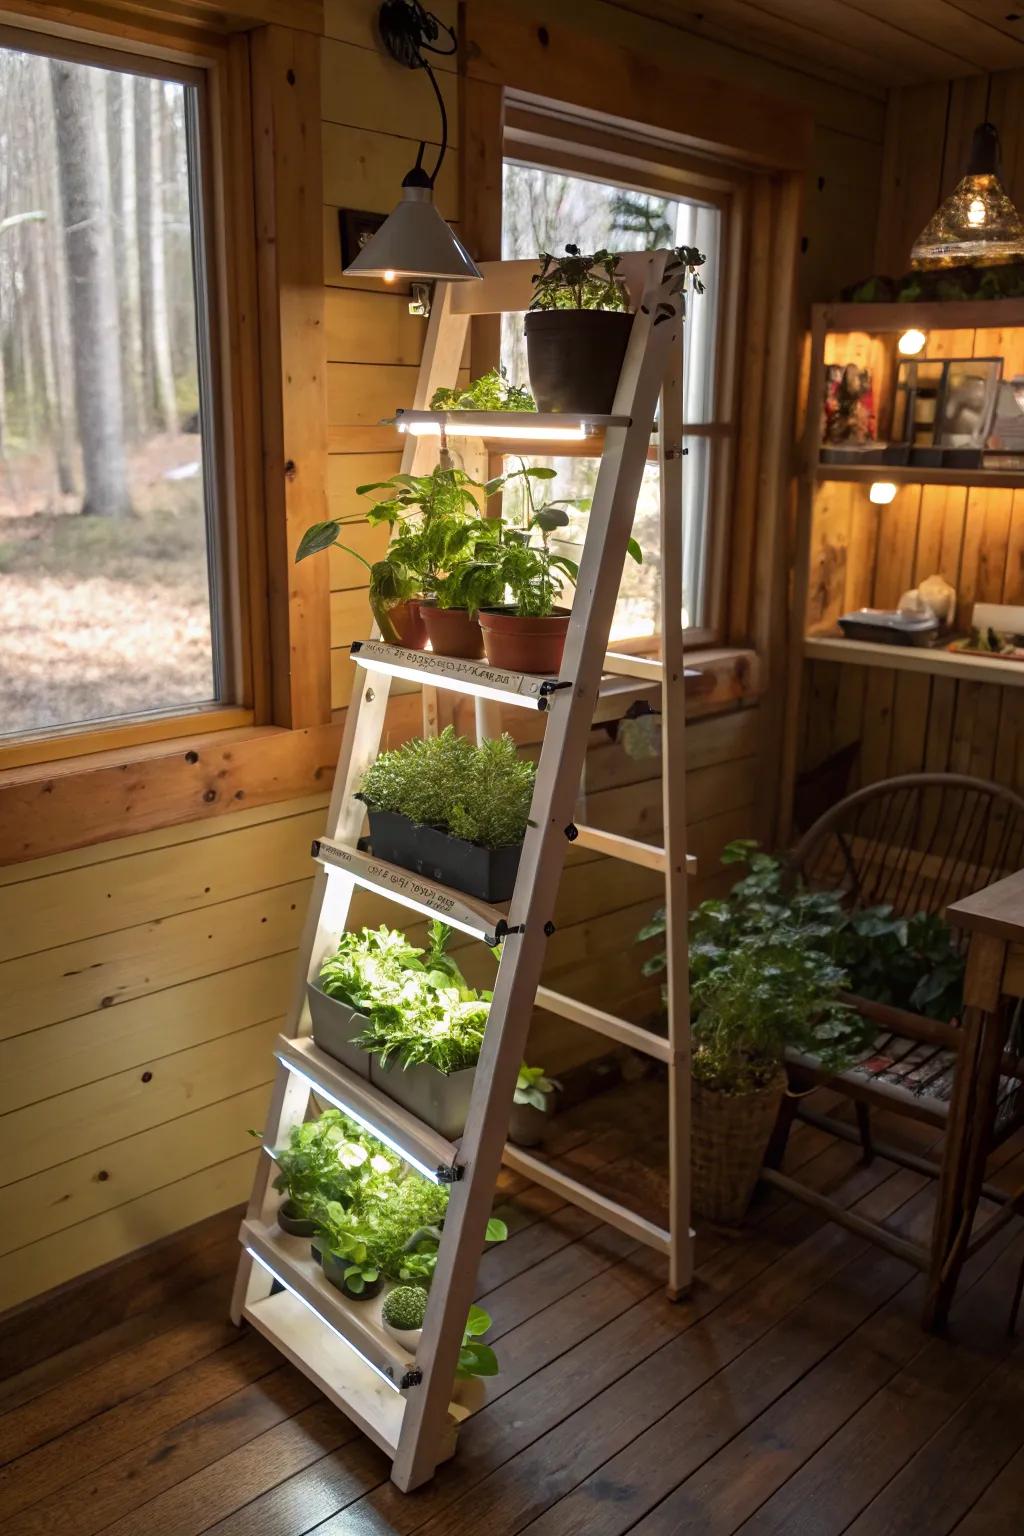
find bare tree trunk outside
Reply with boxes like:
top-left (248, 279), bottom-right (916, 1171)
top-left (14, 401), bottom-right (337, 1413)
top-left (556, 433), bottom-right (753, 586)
top-left (50, 57), bottom-right (131, 517)
top-left (137, 76), bottom-right (176, 434)
top-left (110, 70), bottom-right (145, 440)
top-left (31, 52), bottom-right (77, 494)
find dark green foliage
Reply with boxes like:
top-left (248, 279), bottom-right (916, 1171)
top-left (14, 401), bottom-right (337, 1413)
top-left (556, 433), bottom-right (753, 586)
top-left (358, 726), bottom-right (535, 850)
top-left (841, 261), bottom-right (1024, 305)
top-left (430, 366), bottom-right (535, 412)
top-left (529, 244), bottom-right (630, 312)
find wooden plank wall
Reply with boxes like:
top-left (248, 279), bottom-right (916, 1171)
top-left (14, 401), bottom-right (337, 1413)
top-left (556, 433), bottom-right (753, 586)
top-left (798, 69), bottom-right (1024, 809)
top-left (0, 0), bottom-right (886, 1312)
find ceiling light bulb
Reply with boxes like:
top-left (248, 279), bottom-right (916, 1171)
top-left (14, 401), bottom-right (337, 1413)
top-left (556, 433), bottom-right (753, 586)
top-left (911, 122), bottom-right (1024, 268)
top-left (869, 481), bottom-right (897, 505)
top-left (898, 329), bottom-right (927, 356)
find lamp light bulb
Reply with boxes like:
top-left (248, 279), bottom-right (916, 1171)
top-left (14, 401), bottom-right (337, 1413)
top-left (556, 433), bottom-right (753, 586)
top-left (898, 329), bottom-right (927, 356)
top-left (869, 481), bottom-right (898, 505)
top-left (383, 269), bottom-right (397, 283)
top-left (967, 198), bottom-right (987, 226)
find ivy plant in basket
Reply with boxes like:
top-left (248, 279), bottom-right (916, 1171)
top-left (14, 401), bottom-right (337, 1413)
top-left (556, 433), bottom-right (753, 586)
top-left (357, 726), bottom-right (535, 901)
top-left (525, 244), bottom-right (633, 414)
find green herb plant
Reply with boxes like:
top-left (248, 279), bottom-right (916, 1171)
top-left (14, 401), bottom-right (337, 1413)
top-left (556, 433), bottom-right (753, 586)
top-left (430, 365), bottom-right (535, 413)
top-left (515, 1064), bottom-right (560, 1109)
top-left (529, 244), bottom-right (630, 312)
top-left (318, 925), bottom-right (428, 1013)
top-left (457, 1305), bottom-right (499, 1378)
top-left (269, 1109), bottom-right (398, 1217)
top-left (358, 727), bottom-right (535, 850)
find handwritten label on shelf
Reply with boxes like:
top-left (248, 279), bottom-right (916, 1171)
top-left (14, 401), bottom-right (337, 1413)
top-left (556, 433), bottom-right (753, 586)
top-left (315, 838), bottom-right (500, 938)
top-left (357, 641), bottom-right (549, 697)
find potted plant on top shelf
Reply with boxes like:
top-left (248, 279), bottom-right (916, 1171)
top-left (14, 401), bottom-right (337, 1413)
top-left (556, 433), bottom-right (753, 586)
top-left (357, 725), bottom-right (535, 900)
top-left (525, 244), bottom-right (633, 413)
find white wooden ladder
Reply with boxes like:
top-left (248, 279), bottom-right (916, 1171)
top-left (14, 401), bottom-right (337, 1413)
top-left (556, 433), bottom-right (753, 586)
top-left (231, 252), bottom-right (693, 1491)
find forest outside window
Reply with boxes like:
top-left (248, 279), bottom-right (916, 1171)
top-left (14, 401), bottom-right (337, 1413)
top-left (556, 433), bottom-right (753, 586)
top-left (0, 39), bottom-right (221, 745)
top-left (501, 156), bottom-right (729, 645)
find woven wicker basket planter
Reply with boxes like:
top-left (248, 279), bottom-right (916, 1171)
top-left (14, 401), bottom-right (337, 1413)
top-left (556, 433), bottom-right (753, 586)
top-left (691, 1070), bottom-right (787, 1224)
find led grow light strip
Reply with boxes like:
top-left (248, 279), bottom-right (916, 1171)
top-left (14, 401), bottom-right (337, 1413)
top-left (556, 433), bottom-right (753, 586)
top-left (245, 1246), bottom-right (401, 1392)
top-left (276, 1059), bottom-right (445, 1184)
top-left (317, 857), bottom-right (502, 945)
top-left (398, 418), bottom-right (591, 442)
top-left (349, 644), bottom-right (554, 711)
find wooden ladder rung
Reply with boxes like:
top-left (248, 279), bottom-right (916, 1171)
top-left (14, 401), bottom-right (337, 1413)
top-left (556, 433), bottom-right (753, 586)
top-left (501, 1143), bottom-right (672, 1255)
top-left (535, 984), bottom-right (673, 1063)
top-left (572, 823), bottom-right (697, 876)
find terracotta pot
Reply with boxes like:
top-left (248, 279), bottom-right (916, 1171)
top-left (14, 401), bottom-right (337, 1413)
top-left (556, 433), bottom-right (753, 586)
top-left (421, 604), bottom-right (485, 660)
top-left (373, 597), bottom-right (427, 650)
top-left (524, 309), bottom-right (634, 413)
top-left (478, 607), bottom-right (570, 675)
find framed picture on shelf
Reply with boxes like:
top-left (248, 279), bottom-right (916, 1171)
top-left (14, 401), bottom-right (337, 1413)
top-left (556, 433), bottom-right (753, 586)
top-left (936, 357), bottom-right (1002, 450)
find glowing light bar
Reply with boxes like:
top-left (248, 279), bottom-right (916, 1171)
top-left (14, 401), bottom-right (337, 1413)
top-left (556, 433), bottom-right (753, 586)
top-left (392, 408), bottom-right (631, 445)
top-left (246, 1247), bottom-right (401, 1392)
top-left (400, 418), bottom-right (591, 442)
top-left (278, 1060), bottom-right (443, 1184)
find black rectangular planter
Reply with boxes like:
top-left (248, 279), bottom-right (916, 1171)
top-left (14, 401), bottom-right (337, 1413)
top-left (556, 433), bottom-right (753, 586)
top-left (306, 983), bottom-right (372, 1079)
top-left (370, 1057), bottom-right (475, 1140)
top-left (365, 808), bottom-right (522, 902)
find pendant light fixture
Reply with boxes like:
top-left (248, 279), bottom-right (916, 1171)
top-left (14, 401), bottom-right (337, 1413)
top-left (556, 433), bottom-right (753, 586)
top-left (911, 121), bottom-right (1024, 270)
top-left (344, 1), bottom-right (482, 283)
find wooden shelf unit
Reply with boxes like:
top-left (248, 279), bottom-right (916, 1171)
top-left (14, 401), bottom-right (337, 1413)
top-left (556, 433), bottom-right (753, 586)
top-left (232, 254), bottom-right (695, 1492)
top-left (780, 299), bottom-right (1024, 836)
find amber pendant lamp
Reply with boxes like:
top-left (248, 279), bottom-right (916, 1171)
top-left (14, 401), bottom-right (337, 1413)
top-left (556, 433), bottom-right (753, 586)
top-left (911, 121), bottom-right (1024, 270)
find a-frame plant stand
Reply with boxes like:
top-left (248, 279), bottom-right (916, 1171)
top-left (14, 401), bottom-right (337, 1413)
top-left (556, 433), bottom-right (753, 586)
top-left (231, 252), bottom-right (693, 1491)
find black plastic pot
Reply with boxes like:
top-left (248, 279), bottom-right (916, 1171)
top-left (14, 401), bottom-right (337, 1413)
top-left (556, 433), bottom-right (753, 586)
top-left (277, 1199), bottom-right (317, 1237)
top-left (524, 309), bottom-right (634, 413)
top-left (322, 1250), bottom-right (385, 1300)
top-left (306, 982), bottom-right (372, 1078)
top-left (366, 807), bottom-right (522, 902)
top-left (372, 1058), bottom-right (475, 1139)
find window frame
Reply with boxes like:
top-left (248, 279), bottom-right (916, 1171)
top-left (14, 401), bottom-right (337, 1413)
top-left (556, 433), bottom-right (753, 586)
top-left (500, 103), bottom-right (747, 652)
top-left (0, 20), bottom-right (258, 770)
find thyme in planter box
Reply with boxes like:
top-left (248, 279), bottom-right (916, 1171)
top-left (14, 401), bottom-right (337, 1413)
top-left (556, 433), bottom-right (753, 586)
top-left (358, 727), bottom-right (535, 850)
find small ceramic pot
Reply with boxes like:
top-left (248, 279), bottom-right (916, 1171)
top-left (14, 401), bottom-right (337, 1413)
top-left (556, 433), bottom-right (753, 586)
top-left (382, 1316), bottom-right (423, 1351)
top-left (508, 1099), bottom-right (554, 1148)
top-left (321, 1249), bottom-right (385, 1300)
top-left (421, 604), bottom-right (485, 659)
top-left (277, 1198), bottom-right (316, 1237)
top-left (478, 606), bottom-right (571, 675)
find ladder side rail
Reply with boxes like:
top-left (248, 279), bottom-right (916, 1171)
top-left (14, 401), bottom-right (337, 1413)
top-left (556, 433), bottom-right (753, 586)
top-left (658, 306), bottom-right (694, 1300)
top-left (392, 251), bottom-right (678, 1492)
top-left (233, 286), bottom-right (469, 1323)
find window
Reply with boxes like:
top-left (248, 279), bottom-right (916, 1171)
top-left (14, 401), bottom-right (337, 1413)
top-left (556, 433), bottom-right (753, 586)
top-left (501, 154), bottom-right (732, 644)
top-left (0, 39), bottom-right (220, 743)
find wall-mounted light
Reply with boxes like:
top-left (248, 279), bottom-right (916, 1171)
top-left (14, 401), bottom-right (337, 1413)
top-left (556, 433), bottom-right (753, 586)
top-left (343, 2), bottom-right (481, 283)
top-left (898, 329), bottom-right (927, 356)
top-left (869, 481), bottom-right (898, 505)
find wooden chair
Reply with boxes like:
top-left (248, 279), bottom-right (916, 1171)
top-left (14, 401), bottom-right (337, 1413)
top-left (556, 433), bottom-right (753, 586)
top-left (763, 772), bottom-right (1024, 1330)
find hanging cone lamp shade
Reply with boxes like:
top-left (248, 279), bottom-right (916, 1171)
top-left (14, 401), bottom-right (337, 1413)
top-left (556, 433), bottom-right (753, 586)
top-left (911, 122), bottom-right (1024, 270)
top-left (345, 167), bottom-right (481, 281)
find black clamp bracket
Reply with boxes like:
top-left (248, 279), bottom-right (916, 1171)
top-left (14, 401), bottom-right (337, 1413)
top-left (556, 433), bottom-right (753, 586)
top-left (437, 1162), bottom-right (464, 1183)
top-left (399, 1367), bottom-right (424, 1389)
top-left (564, 823), bottom-right (579, 841)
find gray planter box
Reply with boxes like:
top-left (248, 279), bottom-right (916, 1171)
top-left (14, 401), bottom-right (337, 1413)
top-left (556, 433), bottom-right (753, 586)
top-left (306, 982), bottom-right (372, 1079)
top-left (370, 1058), bottom-right (475, 1139)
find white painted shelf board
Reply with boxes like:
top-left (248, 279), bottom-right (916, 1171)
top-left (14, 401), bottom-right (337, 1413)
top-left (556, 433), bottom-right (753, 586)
top-left (311, 836), bottom-right (511, 946)
top-left (242, 1218), bottom-right (417, 1388)
top-left (275, 1034), bottom-right (461, 1181)
top-left (350, 639), bottom-right (560, 710)
top-left (803, 634), bottom-right (1024, 686)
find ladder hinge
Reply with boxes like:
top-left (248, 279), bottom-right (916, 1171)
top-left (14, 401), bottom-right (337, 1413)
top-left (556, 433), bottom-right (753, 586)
top-left (437, 1163), bottom-right (464, 1183)
top-left (493, 920), bottom-right (525, 942)
top-left (539, 679), bottom-right (572, 696)
top-left (400, 1367), bottom-right (423, 1389)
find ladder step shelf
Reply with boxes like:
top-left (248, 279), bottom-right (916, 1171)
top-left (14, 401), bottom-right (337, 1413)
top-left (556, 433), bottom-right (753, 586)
top-left (275, 1034), bottom-right (461, 1182)
top-left (350, 640), bottom-right (561, 710)
top-left (572, 823), bottom-right (697, 876)
top-left (242, 1217), bottom-right (420, 1388)
top-left (535, 984), bottom-right (674, 1064)
top-left (312, 836), bottom-right (510, 946)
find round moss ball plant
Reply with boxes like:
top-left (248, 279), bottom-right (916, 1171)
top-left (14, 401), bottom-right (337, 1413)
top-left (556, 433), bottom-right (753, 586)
top-left (382, 1284), bottom-right (429, 1348)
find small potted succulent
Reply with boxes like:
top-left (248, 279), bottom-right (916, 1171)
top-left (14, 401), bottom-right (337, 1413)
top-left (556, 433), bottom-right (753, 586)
top-left (308, 924), bottom-right (427, 1075)
top-left (381, 1284), bottom-right (428, 1350)
top-left (524, 244), bottom-right (633, 413)
top-left (508, 1063), bottom-right (561, 1147)
top-left (357, 727), bottom-right (535, 900)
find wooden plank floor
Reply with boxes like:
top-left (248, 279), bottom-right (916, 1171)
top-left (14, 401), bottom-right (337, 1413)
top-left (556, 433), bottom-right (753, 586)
top-left (1, 1082), bottom-right (1022, 1536)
